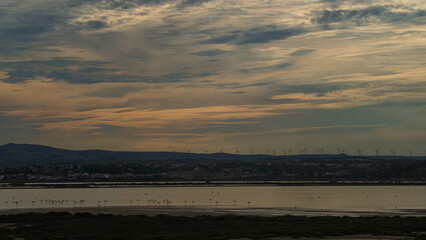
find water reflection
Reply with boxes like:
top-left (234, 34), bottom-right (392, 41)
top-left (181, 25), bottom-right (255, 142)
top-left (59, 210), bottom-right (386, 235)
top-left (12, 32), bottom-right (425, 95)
top-left (0, 186), bottom-right (425, 216)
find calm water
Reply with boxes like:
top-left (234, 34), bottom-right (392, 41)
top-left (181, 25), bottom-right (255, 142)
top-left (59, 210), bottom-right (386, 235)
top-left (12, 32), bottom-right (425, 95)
top-left (1, 186), bottom-right (425, 216)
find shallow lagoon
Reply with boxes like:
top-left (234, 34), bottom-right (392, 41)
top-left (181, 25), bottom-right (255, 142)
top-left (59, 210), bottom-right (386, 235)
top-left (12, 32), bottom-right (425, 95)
top-left (1, 185), bottom-right (425, 216)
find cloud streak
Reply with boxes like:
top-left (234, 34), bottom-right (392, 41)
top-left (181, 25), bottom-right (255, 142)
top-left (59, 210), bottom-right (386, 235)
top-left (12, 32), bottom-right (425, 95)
top-left (0, 0), bottom-right (425, 153)
top-left (312, 5), bottom-right (426, 28)
top-left (205, 26), bottom-right (306, 45)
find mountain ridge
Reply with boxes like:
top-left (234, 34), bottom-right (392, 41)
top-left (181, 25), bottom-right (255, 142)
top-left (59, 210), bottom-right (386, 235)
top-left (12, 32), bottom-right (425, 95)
top-left (0, 143), bottom-right (423, 166)
top-left (0, 143), bottom-right (270, 166)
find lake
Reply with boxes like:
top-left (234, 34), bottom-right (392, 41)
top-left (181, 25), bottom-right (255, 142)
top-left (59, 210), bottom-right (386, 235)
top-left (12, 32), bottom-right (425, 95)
top-left (1, 185), bottom-right (425, 216)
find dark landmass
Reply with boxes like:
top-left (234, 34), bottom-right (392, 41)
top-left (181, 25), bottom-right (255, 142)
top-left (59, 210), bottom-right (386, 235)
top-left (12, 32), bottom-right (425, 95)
top-left (0, 143), bottom-right (266, 166)
top-left (1, 143), bottom-right (425, 183)
top-left (0, 212), bottom-right (425, 240)
top-left (1, 143), bottom-right (424, 166)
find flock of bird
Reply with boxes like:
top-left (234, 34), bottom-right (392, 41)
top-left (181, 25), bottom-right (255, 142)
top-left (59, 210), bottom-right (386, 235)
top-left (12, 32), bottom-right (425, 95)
top-left (1, 188), bottom-right (408, 211)
top-left (1, 191), bottom-right (255, 210)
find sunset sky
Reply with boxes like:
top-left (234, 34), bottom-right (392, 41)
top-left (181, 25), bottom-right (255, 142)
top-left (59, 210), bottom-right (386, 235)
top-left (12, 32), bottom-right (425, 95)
top-left (0, 0), bottom-right (425, 155)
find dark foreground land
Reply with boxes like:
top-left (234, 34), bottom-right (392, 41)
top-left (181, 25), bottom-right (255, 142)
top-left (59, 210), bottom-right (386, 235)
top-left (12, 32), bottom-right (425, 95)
top-left (0, 212), bottom-right (425, 240)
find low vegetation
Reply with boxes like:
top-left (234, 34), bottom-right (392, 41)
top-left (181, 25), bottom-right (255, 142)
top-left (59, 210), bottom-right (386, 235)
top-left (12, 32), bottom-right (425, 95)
top-left (0, 212), bottom-right (425, 240)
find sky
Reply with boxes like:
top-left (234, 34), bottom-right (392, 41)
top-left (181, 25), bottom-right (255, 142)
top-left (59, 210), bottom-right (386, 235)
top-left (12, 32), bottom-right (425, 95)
top-left (0, 0), bottom-right (425, 155)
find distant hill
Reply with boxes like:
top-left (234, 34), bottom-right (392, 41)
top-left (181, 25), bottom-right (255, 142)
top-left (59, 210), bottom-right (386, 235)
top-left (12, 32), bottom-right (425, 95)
top-left (0, 143), bottom-right (423, 166)
top-left (0, 143), bottom-right (267, 166)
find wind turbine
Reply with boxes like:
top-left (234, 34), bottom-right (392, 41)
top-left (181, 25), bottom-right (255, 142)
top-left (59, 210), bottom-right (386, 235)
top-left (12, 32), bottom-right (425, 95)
top-left (390, 149), bottom-right (395, 156)
top-left (357, 148), bottom-right (362, 156)
top-left (220, 149), bottom-right (224, 153)
top-left (409, 150), bottom-right (413, 157)
top-left (186, 149), bottom-right (192, 153)
top-left (235, 148), bottom-right (239, 154)
top-left (288, 148), bottom-right (293, 155)
top-left (283, 149), bottom-right (287, 156)
top-left (251, 148), bottom-right (255, 154)
top-left (272, 149), bottom-right (276, 156)
top-left (303, 147), bottom-right (308, 154)
top-left (337, 147), bottom-right (341, 154)
top-left (375, 149), bottom-right (380, 156)
top-left (265, 149), bottom-right (269, 155)
top-left (203, 149), bottom-right (208, 155)
top-left (321, 147), bottom-right (324, 154)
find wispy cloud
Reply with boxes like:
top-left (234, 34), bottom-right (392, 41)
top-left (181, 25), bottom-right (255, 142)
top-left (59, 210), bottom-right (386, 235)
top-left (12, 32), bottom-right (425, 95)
top-left (290, 49), bottom-right (316, 56)
top-left (0, 0), bottom-right (425, 152)
top-left (191, 49), bottom-right (231, 56)
top-left (312, 5), bottom-right (426, 28)
top-left (205, 26), bottom-right (306, 45)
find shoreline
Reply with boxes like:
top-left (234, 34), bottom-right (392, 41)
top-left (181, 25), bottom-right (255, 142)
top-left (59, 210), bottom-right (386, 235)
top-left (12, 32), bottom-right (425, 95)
top-left (1, 205), bottom-right (426, 217)
top-left (1, 180), bottom-right (426, 189)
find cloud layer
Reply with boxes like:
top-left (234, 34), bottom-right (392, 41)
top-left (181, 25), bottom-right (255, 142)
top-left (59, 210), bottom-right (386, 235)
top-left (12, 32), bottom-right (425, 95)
top-left (0, 0), bottom-right (425, 154)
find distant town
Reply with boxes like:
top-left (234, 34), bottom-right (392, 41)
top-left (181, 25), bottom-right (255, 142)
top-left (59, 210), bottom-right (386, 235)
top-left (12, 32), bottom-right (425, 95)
top-left (1, 157), bottom-right (425, 183)
top-left (0, 143), bottom-right (425, 184)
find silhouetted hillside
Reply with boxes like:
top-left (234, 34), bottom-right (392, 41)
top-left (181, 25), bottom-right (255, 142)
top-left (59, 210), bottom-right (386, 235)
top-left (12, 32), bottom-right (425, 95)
top-left (0, 143), bottom-right (423, 167)
top-left (0, 143), bottom-right (268, 166)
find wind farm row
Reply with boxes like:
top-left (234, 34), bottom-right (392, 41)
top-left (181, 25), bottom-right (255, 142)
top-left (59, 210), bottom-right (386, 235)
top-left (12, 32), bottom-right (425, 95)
top-left (188, 147), bottom-right (416, 157)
